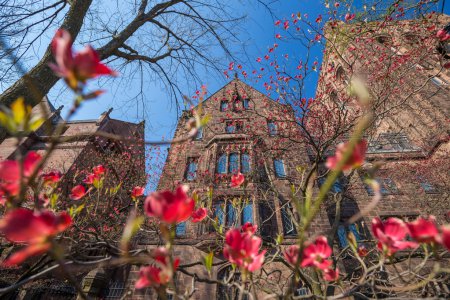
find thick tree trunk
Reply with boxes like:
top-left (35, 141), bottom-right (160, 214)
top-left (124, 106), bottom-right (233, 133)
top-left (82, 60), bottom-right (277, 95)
top-left (0, 0), bottom-right (93, 108)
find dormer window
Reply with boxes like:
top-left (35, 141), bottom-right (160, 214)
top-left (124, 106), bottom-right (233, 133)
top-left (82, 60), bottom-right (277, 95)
top-left (267, 121), bottom-right (277, 136)
top-left (220, 100), bottom-right (228, 112)
top-left (243, 98), bottom-right (250, 109)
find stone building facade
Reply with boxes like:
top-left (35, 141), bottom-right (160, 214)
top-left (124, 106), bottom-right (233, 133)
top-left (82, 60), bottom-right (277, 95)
top-left (125, 15), bottom-right (450, 299)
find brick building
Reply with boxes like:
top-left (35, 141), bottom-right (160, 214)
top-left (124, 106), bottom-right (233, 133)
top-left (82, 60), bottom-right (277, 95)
top-left (126, 15), bottom-right (450, 299)
top-left (0, 97), bottom-right (146, 299)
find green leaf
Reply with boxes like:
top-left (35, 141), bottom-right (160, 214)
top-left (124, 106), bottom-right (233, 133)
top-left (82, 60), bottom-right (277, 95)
top-left (203, 252), bottom-right (214, 275)
top-left (120, 213), bottom-right (144, 253)
top-left (50, 193), bottom-right (59, 209)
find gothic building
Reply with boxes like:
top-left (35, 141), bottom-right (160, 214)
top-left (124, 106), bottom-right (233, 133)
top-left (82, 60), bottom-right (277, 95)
top-left (126, 15), bottom-right (450, 299)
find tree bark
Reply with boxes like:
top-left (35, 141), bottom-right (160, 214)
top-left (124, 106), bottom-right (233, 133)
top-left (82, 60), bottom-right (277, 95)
top-left (0, 0), bottom-right (93, 108)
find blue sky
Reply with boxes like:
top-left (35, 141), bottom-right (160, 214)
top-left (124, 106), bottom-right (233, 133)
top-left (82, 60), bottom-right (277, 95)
top-left (3, 0), bottom-right (449, 189)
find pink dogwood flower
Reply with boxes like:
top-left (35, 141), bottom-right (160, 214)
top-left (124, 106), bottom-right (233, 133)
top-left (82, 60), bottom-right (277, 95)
top-left (70, 185), bottom-right (87, 200)
top-left (0, 151), bottom-right (42, 196)
top-left (345, 13), bottom-right (355, 22)
top-left (326, 140), bottom-right (367, 171)
top-left (131, 186), bottom-right (145, 199)
top-left (41, 171), bottom-right (62, 186)
top-left (284, 244), bottom-right (300, 265)
top-left (191, 207), bottom-right (208, 223)
top-left (223, 228), bottom-right (266, 272)
top-left (441, 225), bottom-right (450, 251)
top-left (241, 222), bottom-right (257, 234)
top-left (406, 216), bottom-right (439, 244)
top-left (49, 29), bottom-right (117, 89)
top-left (372, 217), bottom-right (418, 256)
top-left (92, 165), bottom-right (106, 176)
top-left (323, 268), bottom-right (340, 281)
top-left (301, 236), bottom-right (333, 270)
top-left (437, 28), bottom-right (450, 41)
top-left (0, 208), bottom-right (72, 266)
top-left (135, 248), bottom-right (179, 289)
top-left (144, 185), bottom-right (195, 224)
top-left (231, 172), bottom-right (245, 187)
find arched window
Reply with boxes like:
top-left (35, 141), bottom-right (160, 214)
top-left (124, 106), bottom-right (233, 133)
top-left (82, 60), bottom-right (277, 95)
top-left (281, 202), bottom-right (296, 236)
top-left (267, 121), bottom-right (277, 136)
top-left (220, 100), bottom-right (228, 111)
top-left (243, 98), bottom-right (250, 109)
top-left (226, 202), bottom-right (236, 227)
top-left (241, 153), bottom-right (250, 173)
top-left (217, 153), bottom-right (227, 174)
top-left (228, 153), bottom-right (239, 174)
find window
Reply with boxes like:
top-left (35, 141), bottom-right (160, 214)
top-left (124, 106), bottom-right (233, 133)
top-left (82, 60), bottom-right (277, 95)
top-left (418, 177), bottom-right (439, 194)
top-left (225, 120), bottom-right (243, 133)
top-left (195, 127), bottom-right (203, 140)
top-left (220, 100), bottom-right (228, 111)
top-left (104, 281), bottom-right (125, 299)
top-left (337, 222), bottom-right (363, 248)
top-left (243, 98), bottom-right (250, 109)
top-left (213, 202), bottom-right (225, 226)
top-left (431, 76), bottom-right (448, 87)
top-left (212, 200), bottom-right (252, 229)
top-left (228, 153), bottom-right (239, 174)
top-left (241, 153), bottom-right (250, 174)
top-left (365, 178), bottom-right (399, 195)
top-left (267, 121), bottom-right (277, 136)
top-left (368, 133), bottom-right (416, 153)
top-left (242, 203), bottom-right (253, 224)
top-left (185, 158), bottom-right (198, 181)
top-left (281, 202), bottom-right (296, 236)
top-left (226, 202), bottom-right (236, 227)
top-left (217, 152), bottom-right (251, 175)
top-left (274, 159), bottom-right (286, 178)
top-left (217, 153), bottom-right (227, 174)
top-left (318, 177), bottom-right (344, 193)
top-left (176, 222), bottom-right (186, 236)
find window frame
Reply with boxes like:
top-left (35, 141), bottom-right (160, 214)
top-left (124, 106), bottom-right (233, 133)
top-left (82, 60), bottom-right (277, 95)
top-left (212, 199), bottom-right (254, 230)
top-left (184, 157), bottom-right (198, 181)
top-left (194, 127), bottom-right (203, 140)
top-left (220, 100), bottom-right (229, 112)
top-left (267, 120), bottom-right (278, 136)
top-left (365, 177), bottom-right (400, 196)
top-left (273, 159), bottom-right (287, 178)
top-left (225, 120), bottom-right (244, 134)
top-left (243, 98), bottom-right (250, 110)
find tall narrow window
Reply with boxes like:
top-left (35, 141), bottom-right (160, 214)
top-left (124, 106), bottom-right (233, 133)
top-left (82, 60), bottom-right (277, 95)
top-left (281, 203), bottom-right (296, 236)
top-left (226, 202), bottom-right (236, 227)
top-left (267, 121), bottom-right (277, 136)
top-left (213, 203), bottom-right (224, 226)
top-left (241, 153), bottom-right (250, 174)
top-left (274, 159), bottom-right (286, 178)
top-left (217, 153), bottom-right (227, 174)
top-left (243, 99), bottom-right (250, 109)
top-left (337, 222), bottom-right (363, 248)
top-left (242, 203), bottom-right (253, 224)
top-left (195, 127), bottom-right (203, 140)
top-left (220, 100), bottom-right (228, 111)
top-left (185, 158), bottom-right (198, 181)
top-left (176, 222), bottom-right (186, 237)
top-left (229, 153), bottom-right (239, 174)
top-left (418, 177), bottom-right (439, 194)
top-left (365, 177), bottom-right (399, 195)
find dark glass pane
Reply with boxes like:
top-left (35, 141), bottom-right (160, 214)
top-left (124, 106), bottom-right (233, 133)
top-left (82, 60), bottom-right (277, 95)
top-left (337, 225), bottom-right (347, 247)
top-left (349, 223), bottom-right (362, 241)
top-left (195, 127), bottom-right (203, 140)
top-left (274, 159), bottom-right (286, 177)
top-left (220, 100), bottom-right (228, 111)
top-left (243, 99), bottom-right (250, 109)
top-left (242, 203), bottom-right (253, 224)
top-left (226, 122), bottom-right (236, 133)
top-left (281, 205), bottom-right (295, 235)
top-left (226, 202), bottom-right (236, 227)
top-left (217, 154), bottom-right (227, 174)
top-left (214, 203), bottom-right (224, 226)
top-left (268, 121), bottom-right (277, 136)
top-left (186, 161), bottom-right (197, 181)
top-left (176, 222), bottom-right (186, 236)
top-left (229, 153), bottom-right (239, 173)
top-left (241, 153), bottom-right (250, 173)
